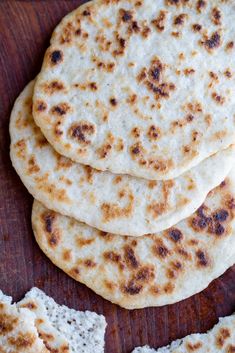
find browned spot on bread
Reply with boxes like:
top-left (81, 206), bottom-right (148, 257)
top-left (201, 32), bottom-right (221, 52)
top-left (128, 20), bottom-right (141, 34)
top-left (15, 139), bottom-right (27, 159)
top-left (62, 249), bottom-right (72, 261)
top-left (196, 0), bottom-right (207, 13)
top-left (130, 142), bottom-right (143, 156)
top-left (216, 328), bottom-right (231, 348)
top-left (51, 103), bottom-right (70, 116)
top-left (104, 280), bottom-right (116, 291)
top-left (119, 8), bottom-right (133, 22)
top-left (226, 197), bottom-right (235, 210)
top-left (186, 342), bottom-right (202, 351)
top-left (28, 156), bottom-right (40, 174)
top-left (124, 245), bottom-right (139, 269)
top-left (224, 69), bottom-right (232, 78)
top-left (121, 281), bottom-right (143, 295)
top-left (20, 301), bottom-right (37, 310)
top-left (76, 237), bottom-right (95, 247)
top-left (192, 23), bottom-right (202, 32)
top-left (213, 209), bottom-right (229, 222)
top-left (84, 259), bottom-right (96, 267)
top-left (135, 265), bottom-right (155, 283)
top-left (42, 212), bottom-right (55, 233)
top-left (167, 261), bottom-right (183, 279)
top-left (38, 332), bottom-right (54, 341)
top-left (141, 24), bottom-right (151, 38)
top-left (151, 10), bottom-right (167, 32)
top-left (147, 125), bottom-right (161, 141)
top-left (227, 345), bottom-right (235, 353)
top-left (103, 251), bottom-right (121, 263)
top-left (168, 228), bottom-right (183, 242)
top-left (109, 97), bottom-right (118, 106)
top-left (48, 230), bottom-right (61, 248)
top-left (226, 41), bottom-right (234, 52)
top-left (135, 0), bottom-right (143, 7)
top-left (148, 201), bottom-right (168, 218)
top-left (113, 176), bottom-right (122, 184)
top-left (127, 94), bottom-right (137, 105)
top-left (152, 239), bottom-right (170, 259)
top-left (50, 50), bottom-right (63, 65)
top-left (35, 100), bottom-right (47, 112)
top-left (148, 181), bottom-right (157, 189)
top-left (97, 143), bottom-right (112, 158)
top-left (171, 31), bottom-right (180, 38)
top-left (165, 0), bottom-right (189, 5)
top-left (147, 180), bottom-right (174, 218)
top-left (131, 127), bottom-right (141, 139)
top-left (212, 92), bottom-right (225, 105)
top-left (0, 313), bottom-right (18, 334)
top-left (43, 80), bottom-right (65, 95)
top-left (163, 282), bottom-right (174, 294)
top-left (150, 285), bottom-right (160, 295)
top-left (56, 154), bottom-right (73, 170)
top-left (89, 82), bottom-right (98, 91)
top-left (196, 250), bottom-right (210, 267)
top-left (35, 135), bottom-right (48, 148)
top-left (69, 267), bottom-right (80, 279)
top-left (209, 71), bottom-right (219, 82)
top-left (184, 68), bottom-right (195, 76)
top-left (69, 121), bottom-right (95, 145)
top-left (60, 21), bottom-right (77, 44)
top-left (101, 192), bottom-right (134, 222)
top-left (82, 9), bottom-right (91, 16)
top-left (211, 7), bottom-right (221, 25)
top-left (8, 332), bottom-right (36, 348)
top-left (174, 13), bottom-right (188, 26)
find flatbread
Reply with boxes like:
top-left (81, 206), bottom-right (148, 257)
top-left (0, 293), bottom-right (49, 353)
top-left (132, 313), bottom-right (235, 353)
top-left (33, 0), bottom-right (235, 180)
top-left (10, 81), bottom-right (235, 236)
top-left (19, 288), bottom-right (107, 353)
top-left (18, 292), bottom-right (71, 353)
top-left (32, 167), bottom-right (235, 309)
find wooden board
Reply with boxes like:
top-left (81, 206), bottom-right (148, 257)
top-left (0, 1), bottom-right (235, 352)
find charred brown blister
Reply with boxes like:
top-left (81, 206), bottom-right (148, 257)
top-left (201, 32), bottom-right (221, 52)
top-left (216, 328), bottom-right (231, 348)
top-left (50, 50), bottom-right (63, 65)
top-left (151, 10), bottom-right (167, 32)
top-left (69, 121), bottom-right (95, 145)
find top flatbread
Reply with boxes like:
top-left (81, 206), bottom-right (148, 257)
top-left (132, 313), bottom-right (235, 352)
top-left (10, 80), bottom-right (235, 236)
top-left (33, 0), bottom-right (235, 180)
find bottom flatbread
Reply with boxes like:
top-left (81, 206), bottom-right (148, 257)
top-left (132, 313), bottom-right (235, 352)
top-left (32, 168), bottom-right (235, 309)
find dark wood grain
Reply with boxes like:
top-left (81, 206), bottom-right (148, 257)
top-left (0, 1), bottom-right (234, 352)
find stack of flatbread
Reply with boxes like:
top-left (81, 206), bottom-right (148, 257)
top-left (9, 0), bottom-right (235, 313)
top-left (0, 287), bottom-right (106, 352)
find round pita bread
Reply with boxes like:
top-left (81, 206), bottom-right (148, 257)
top-left (32, 168), bottom-right (235, 309)
top-left (10, 81), bottom-right (235, 236)
top-left (33, 0), bottom-right (235, 180)
top-left (132, 313), bottom-right (235, 352)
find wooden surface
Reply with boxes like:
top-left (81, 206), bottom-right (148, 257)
top-left (0, 1), bottom-right (235, 352)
